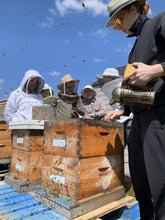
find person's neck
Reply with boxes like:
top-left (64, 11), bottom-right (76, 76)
top-left (128, 14), bottom-right (149, 37)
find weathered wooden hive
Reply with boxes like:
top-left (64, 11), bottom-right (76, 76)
top-left (0, 119), bottom-right (12, 163)
top-left (5, 106), bottom-right (57, 192)
top-left (40, 118), bottom-right (124, 200)
top-left (34, 118), bottom-right (125, 218)
top-left (0, 98), bottom-right (12, 164)
top-left (5, 120), bottom-right (45, 192)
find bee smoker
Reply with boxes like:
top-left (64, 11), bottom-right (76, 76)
top-left (109, 87), bottom-right (155, 106)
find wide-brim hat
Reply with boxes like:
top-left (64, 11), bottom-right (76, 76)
top-left (81, 85), bottom-right (97, 98)
top-left (105, 0), bottom-right (146, 28)
top-left (96, 68), bottom-right (121, 79)
top-left (57, 74), bottom-right (79, 90)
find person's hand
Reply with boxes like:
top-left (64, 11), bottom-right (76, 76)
top-left (122, 62), bottom-right (165, 86)
top-left (105, 109), bottom-right (124, 121)
top-left (71, 105), bottom-right (79, 112)
top-left (86, 113), bottom-right (91, 118)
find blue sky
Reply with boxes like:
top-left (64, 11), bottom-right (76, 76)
top-left (0, 0), bottom-right (163, 99)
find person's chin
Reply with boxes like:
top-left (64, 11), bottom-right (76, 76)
top-left (122, 29), bottom-right (128, 34)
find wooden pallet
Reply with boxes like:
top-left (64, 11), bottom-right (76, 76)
top-left (0, 181), bottom-right (67, 220)
top-left (0, 181), bottom-right (139, 220)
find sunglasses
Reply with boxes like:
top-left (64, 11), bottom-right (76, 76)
top-left (112, 10), bottom-right (126, 30)
top-left (112, 18), bottom-right (122, 30)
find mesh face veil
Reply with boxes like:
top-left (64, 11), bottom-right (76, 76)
top-left (62, 81), bottom-right (79, 96)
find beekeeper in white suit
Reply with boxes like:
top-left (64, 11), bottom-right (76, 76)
top-left (97, 68), bottom-right (122, 110)
top-left (97, 68), bottom-right (133, 123)
top-left (4, 69), bottom-right (45, 125)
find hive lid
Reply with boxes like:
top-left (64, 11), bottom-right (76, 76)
top-left (9, 120), bottom-right (45, 130)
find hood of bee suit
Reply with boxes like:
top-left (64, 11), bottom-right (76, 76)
top-left (19, 69), bottom-right (45, 94)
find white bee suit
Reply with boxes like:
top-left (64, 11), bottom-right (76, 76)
top-left (101, 78), bottom-right (133, 123)
top-left (4, 70), bottom-right (45, 125)
top-left (101, 78), bottom-right (122, 110)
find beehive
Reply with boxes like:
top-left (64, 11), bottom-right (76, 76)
top-left (5, 120), bottom-right (44, 192)
top-left (0, 120), bottom-right (12, 162)
top-left (41, 118), bottom-right (124, 200)
top-left (10, 128), bottom-right (43, 182)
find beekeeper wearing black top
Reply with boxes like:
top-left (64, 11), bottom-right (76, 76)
top-left (105, 0), bottom-right (165, 219)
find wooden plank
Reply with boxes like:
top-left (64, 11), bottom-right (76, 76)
top-left (0, 181), bottom-right (5, 186)
top-left (0, 98), bottom-right (7, 104)
top-left (24, 210), bottom-right (68, 220)
top-left (9, 120), bottom-right (45, 130)
top-left (2, 204), bottom-right (49, 219)
top-left (0, 158), bottom-right (11, 164)
top-left (0, 173), bottom-right (8, 180)
top-left (0, 199), bottom-right (39, 216)
top-left (0, 193), bottom-right (34, 207)
top-left (0, 191), bottom-right (20, 200)
top-left (73, 196), bottom-right (137, 220)
top-left (0, 187), bottom-right (15, 195)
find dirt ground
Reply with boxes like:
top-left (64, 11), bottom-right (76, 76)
top-left (123, 174), bottom-right (135, 197)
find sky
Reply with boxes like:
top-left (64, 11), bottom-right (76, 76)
top-left (0, 0), bottom-right (163, 100)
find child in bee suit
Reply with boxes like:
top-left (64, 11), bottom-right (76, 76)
top-left (41, 84), bottom-right (54, 106)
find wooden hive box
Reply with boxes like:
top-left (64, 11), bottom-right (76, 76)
top-left (5, 120), bottom-right (45, 192)
top-left (41, 118), bottom-right (124, 201)
top-left (0, 120), bottom-right (12, 162)
top-left (32, 106), bottom-right (57, 121)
